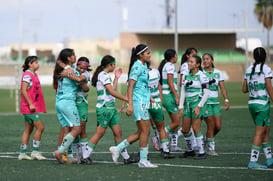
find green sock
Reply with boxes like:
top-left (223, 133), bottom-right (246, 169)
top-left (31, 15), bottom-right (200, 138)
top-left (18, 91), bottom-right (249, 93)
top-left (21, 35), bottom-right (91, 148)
top-left (116, 139), bottom-right (130, 152)
top-left (59, 133), bottom-right (75, 153)
top-left (140, 146), bottom-right (148, 162)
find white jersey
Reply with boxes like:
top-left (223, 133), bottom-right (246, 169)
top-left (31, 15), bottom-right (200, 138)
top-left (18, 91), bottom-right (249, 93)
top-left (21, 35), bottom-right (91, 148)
top-left (244, 63), bottom-right (273, 105)
top-left (149, 68), bottom-right (161, 103)
top-left (162, 62), bottom-right (178, 94)
top-left (203, 68), bottom-right (224, 104)
top-left (96, 71), bottom-right (115, 108)
top-left (76, 71), bottom-right (90, 103)
top-left (180, 62), bottom-right (189, 76)
top-left (182, 70), bottom-right (209, 102)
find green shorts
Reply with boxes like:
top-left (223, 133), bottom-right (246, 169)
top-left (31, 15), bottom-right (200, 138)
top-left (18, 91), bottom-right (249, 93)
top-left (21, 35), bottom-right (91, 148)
top-left (76, 97), bottom-right (88, 122)
top-left (96, 106), bottom-right (120, 128)
top-left (149, 102), bottom-right (164, 122)
top-left (183, 100), bottom-right (206, 119)
top-left (163, 93), bottom-right (179, 114)
top-left (23, 113), bottom-right (41, 123)
top-left (204, 104), bottom-right (221, 117)
top-left (249, 103), bottom-right (270, 126)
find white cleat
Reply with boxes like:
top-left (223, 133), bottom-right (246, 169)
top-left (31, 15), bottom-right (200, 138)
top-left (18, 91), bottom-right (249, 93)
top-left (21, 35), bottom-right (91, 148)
top-left (18, 153), bottom-right (32, 160)
top-left (207, 150), bottom-right (219, 156)
top-left (31, 151), bottom-right (47, 160)
top-left (138, 160), bottom-right (158, 168)
top-left (109, 146), bottom-right (120, 163)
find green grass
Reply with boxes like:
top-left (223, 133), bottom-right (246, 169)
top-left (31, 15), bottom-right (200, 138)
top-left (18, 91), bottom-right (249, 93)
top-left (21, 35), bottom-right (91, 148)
top-left (0, 82), bottom-right (273, 180)
top-left (0, 109), bottom-right (273, 180)
top-left (0, 82), bottom-right (247, 113)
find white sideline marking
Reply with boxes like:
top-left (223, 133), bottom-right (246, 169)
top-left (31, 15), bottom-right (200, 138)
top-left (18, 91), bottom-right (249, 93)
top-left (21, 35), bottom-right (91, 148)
top-left (1, 151), bottom-right (273, 171)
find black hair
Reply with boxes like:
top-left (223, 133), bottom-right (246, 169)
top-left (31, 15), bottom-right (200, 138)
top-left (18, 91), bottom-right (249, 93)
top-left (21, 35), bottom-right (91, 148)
top-left (127, 44), bottom-right (149, 79)
top-left (250, 47), bottom-right (266, 80)
top-left (53, 48), bottom-right (74, 89)
top-left (77, 56), bottom-right (92, 72)
top-left (22, 56), bottom-right (38, 72)
top-left (181, 47), bottom-right (197, 65)
top-left (192, 55), bottom-right (203, 72)
top-left (158, 49), bottom-right (176, 85)
top-left (202, 53), bottom-right (215, 68)
top-left (91, 55), bottom-right (115, 87)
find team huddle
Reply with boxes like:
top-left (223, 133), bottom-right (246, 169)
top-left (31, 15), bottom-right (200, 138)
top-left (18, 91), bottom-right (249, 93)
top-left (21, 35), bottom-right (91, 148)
top-left (18, 45), bottom-right (273, 169)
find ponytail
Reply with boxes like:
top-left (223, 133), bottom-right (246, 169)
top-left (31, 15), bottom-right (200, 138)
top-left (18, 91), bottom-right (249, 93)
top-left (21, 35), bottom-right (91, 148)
top-left (251, 47), bottom-right (266, 80)
top-left (158, 49), bottom-right (176, 85)
top-left (22, 56), bottom-right (38, 72)
top-left (91, 55), bottom-right (115, 87)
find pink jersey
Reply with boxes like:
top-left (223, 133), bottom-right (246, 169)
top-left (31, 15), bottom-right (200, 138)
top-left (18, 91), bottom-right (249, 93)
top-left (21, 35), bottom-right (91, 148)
top-left (20, 70), bottom-right (47, 114)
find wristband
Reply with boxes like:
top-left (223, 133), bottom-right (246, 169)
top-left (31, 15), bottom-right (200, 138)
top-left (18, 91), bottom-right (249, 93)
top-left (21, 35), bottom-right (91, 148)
top-left (225, 99), bottom-right (229, 103)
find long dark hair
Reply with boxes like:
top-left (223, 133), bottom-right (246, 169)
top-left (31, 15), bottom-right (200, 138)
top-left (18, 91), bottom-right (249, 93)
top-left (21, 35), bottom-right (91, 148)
top-left (250, 47), bottom-right (266, 80)
top-left (127, 44), bottom-right (149, 79)
top-left (181, 47), bottom-right (197, 65)
top-left (53, 48), bottom-right (74, 89)
top-left (91, 55), bottom-right (115, 87)
top-left (202, 53), bottom-right (215, 68)
top-left (192, 55), bottom-right (203, 72)
top-left (158, 49), bottom-right (176, 85)
top-left (22, 56), bottom-right (38, 72)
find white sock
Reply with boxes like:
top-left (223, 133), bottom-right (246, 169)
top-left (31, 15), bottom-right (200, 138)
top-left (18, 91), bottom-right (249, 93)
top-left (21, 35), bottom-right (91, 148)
top-left (250, 145), bottom-right (260, 162)
top-left (196, 134), bottom-right (205, 154)
top-left (190, 128), bottom-right (198, 150)
top-left (120, 148), bottom-right (130, 160)
top-left (80, 142), bottom-right (88, 157)
top-left (170, 133), bottom-right (178, 147)
top-left (161, 142), bottom-right (170, 152)
top-left (83, 145), bottom-right (93, 159)
top-left (177, 127), bottom-right (183, 137)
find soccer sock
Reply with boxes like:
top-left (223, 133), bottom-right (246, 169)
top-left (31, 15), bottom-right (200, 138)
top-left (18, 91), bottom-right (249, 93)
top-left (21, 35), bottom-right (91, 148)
top-left (190, 127), bottom-right (198, 150)
top-left (183, 132), bottom-right (193, 151)
top-left (177, 127), bottom-right (183, 137)
top-left (79, 138), bottom-right (89, 156)
top-left (139, 146), bottom-right (148, 162)
top-left (116, 141), bottom-right (130, 160)
top-left (116, 139), bottom-right (130, 152)
top-left (32, 140), bottom-right (40, 151)
top-left (83, 142), bottom-right (95, 159)
top-left (20, 144), bottom-right (27, 154)
top-left (160, 139), bottom-right (170, 152)
top-left (67, 145), bottom-right (73, 157)
top-left (207, 137), bottom-right (215, 151)
top-left (72, 138), bottom-right (81, 156)
top-left (58, 133), bottom-right (75, 153)
top-left (195, 132), bottom-right (205, 154)
top-left (250, 145), bottom-right (260, 162)
top-left (262, 142), bottom-right (272, 159)
top-left (170, 132), bottom-right (178, 147)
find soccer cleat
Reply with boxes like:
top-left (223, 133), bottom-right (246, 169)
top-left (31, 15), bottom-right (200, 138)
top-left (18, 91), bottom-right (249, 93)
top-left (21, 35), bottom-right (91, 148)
top-left (81, 157), bottom-right (93, 165)
top-left (266, 158), bottom-right (273, 168)
top-left (109, 146), bottom-right (120, 163)
top-left (31, 151), bottom-right (47, 160)
top-left (207, 150), bottom-right (219, 156)
top-left (151, 136), bottom-right (160, 151)
top-left (179, 150), bottom-right (196, 158)
top-left (170, 146), bottom-right (184, 152)
top-left (248, 161), bottom-right (267, 170)
top-left (18, 153), bottom-right (32, 160)
top-left (161, 151), bottom-right (175, 159)
top-left (55, 150), bottom-right (64, 164)
top-left (194, 153), bottom-right (207, 160)
top-left (124, 157), bottom-right (139, 164)
top-left (67, 156), bottom-right (79, 164)
top-left (138, 160), bottom-right (158, 168)
top-left (62, 152), bottom-right (67, 162)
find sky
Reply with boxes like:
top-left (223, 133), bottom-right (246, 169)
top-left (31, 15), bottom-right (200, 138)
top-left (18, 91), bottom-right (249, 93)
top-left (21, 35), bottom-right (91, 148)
top-left (0, 0), bottom-right (271, 47)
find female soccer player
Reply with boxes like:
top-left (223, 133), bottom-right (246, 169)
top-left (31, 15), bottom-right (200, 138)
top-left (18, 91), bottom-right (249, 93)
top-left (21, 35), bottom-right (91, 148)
top-left (148, 62), bottom-right (175, 159)
top-left (53, 48), bottom-right (88, 164)
top-left (158, 49), bottom-right (181, 152)
top-left (19, 56), bottom-right (47, 160)
top-left (81, 55), bottom-right (137, 165)
top-left (243, 47), bottom-right (273, 169)
top-left (109, 44), bottom-right (158, 168)
top-left (202, 53), bottom-right (229, 156)
top-left (179, 55), bottom-right (209, 159)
